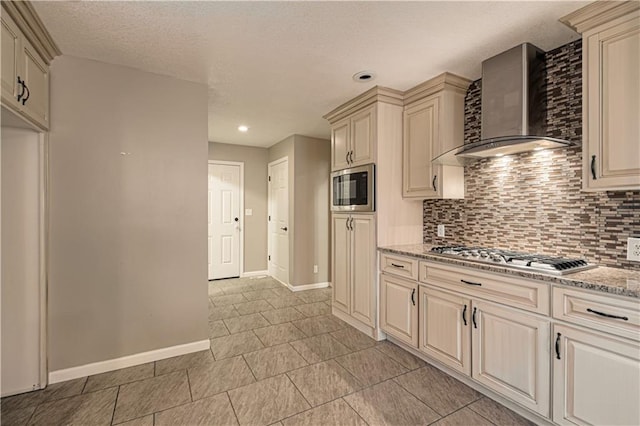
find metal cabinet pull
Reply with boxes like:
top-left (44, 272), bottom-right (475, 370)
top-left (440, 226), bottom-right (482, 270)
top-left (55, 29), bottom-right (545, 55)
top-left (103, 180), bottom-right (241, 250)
top-left (555, 333), bottom-right (561, 360)
top-left (462, 304), bottom-right (467, 326)
top-left (390, 263), bottom-right (405, 269)
top-left (349, 217), bottom-right (354, 230)
top-left (591, 155), bottom-right (597, 180)
top-left (349, 151), bottom-right (354, 164)
top-left (472, 307), bottom-right (477, 329)
top-left (345, 218), bottom-right (349, 231)
top-left (587, 308), bottom-right (628, 321)
top-left (411, 288), bottom-right (416, 306)
top-left (461, 279), bottom-right (482, 286)
top-left (346, 152), bottom-right (350, 164)
top-left (432, 175), bottom-right (437, 191)
top-left (281, 226), bottom-right (288, 231)
top-left (17, 76), bottom-right (25, 102)
top-left (21, 83), bottom-right (30, 105)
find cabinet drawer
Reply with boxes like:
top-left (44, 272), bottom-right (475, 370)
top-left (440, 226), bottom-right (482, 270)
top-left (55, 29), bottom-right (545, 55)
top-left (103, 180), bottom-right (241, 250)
top-left (380, 253), bottom-right (418, 280)
top-left (553, 287), bottom-right (640, 341)
top-left (421, 261), bottom-right (550, 315)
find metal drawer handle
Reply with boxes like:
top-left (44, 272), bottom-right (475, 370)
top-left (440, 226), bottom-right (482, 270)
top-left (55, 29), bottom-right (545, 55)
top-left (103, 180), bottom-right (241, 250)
top-left (390, 263), bottom-right (405, 269)
top-left (461, 279), bottom-right (482, 286)
top-left (411, 288), bottom-right (416, 306)
top-left (555, 333), bottom-right (561, 360)
top-left (462, 304), bottom-right (467, 326)
top-left (590, 155), bottom-right (597, 180)
top-left (432, 175), bottom-right (437, 192)
top-left (349, 151), bottom-right (354, 164)
top-left (346, 152), bottom-right (350, 164)
top-left (586, 308), bottom-right (628, 321)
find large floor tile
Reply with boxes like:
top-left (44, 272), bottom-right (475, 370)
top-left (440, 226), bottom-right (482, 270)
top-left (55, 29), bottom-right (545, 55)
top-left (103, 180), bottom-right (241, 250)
top-left (84, 363), bottom-right (154, 393)
top-left (393, 364), bottom-right (482, 416)
top-left (242, 289), bottom-right (279, 301)
top-left (295, 290), bottom-right (330, 304)
top-left (234, 300), bottom-right (275, 315)
top-left (112, 371), bottom-right (191, 424)
top-left (115, 415), bottom-right (154, 426)
top-left (266, 296), bottom-right (304, 309)
top-left (468, 397), bottom-right (535, 426)
top-left (286, 360), bottom-right (362, 407)
top-left (375, 341), bottom-right (425, 370)
top-left (1, 405), bottom-right (37, 426)
top-left (261, 308), bottom-right (306, 325)
top-left (228, 374), bottom-right (310, 426)
top-left (210, 330), bottom-right (264, 359)
top-left (155, 350), bottom-right (214, 376)
top-left (208, 305), bottom-right (239, 321)
top-left (28, 387), bottom-right (117, 426)
top-left (187, 355), bottom-right (255, 400)
top-left (343, 380), bottom-right (439, 426)
top-left (270, 288), bottom-right (295, 298)
top-left (209, 320), bottom-right (230, 338)
top-left (154, 393), bottom-right (238, 425)
top-left (292, 315), bottom-right (345, 337)
top-left (250, 278), bottom-right (283, 290)
top-left (335, 348), bottom-right (407, 386)
top-left (207, 284), bottom-right (225, 297)
top-left (223, 313), bottom-right (270, 334)
top-left (431, 407), bottom-right (493, 426)
top-left (221, 284), bottom-right (254, 295)
top-left (253, 323), bottom-right (307, 347)
top-left (281, 399), bottom-right (366, 426)
top-left (243, 344), bottom-right (308, 380)
top-left (294, 302), bottom-right (331, 318)
top-left (2, 377), bottom-right (88, 414)
top-left (212, 293), bottom-right (248, 306)
top-left (289, 334), bottom-right (351, 363)
top-left (329, 327), bottom-right (377, 351)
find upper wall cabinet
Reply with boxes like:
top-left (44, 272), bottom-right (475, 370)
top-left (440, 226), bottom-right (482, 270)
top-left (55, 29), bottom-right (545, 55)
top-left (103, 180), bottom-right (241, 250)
top-left (561, 1), bottom-right (640, 191)
top-left (402, 73), bottom-right (471, 199)
top-left (1, 1), bottom-right (60, 130)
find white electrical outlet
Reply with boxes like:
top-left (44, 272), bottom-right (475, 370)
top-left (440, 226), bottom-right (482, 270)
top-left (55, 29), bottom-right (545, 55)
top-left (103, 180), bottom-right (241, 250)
top-left (437, 224), bottom-right (445, 238)
top-left (628, 237), bottom-right (640, 262)
top-left (313, 265), bottom-right (318, 273)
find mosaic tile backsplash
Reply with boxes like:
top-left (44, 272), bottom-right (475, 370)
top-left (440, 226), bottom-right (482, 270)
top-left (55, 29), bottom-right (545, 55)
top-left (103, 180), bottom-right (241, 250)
top-left (423, 40), bottom-right (640, 270)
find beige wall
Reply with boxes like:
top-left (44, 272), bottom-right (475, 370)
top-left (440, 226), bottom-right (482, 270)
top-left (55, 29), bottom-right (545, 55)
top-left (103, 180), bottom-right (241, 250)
top-left (48, 56), bottom-right (209, 370)
top-left (208, 142), bottom-right (268, 273)
top-left (268, 135), bottom-right (330, 287)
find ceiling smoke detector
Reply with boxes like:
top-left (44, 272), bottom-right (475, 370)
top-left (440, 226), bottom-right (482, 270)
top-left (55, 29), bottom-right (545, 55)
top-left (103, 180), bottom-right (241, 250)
top-left (352, 71), bottom-right (375, 82)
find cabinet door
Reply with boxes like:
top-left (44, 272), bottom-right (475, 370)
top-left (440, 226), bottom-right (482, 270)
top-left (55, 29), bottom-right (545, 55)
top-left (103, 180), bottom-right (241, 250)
top-left (472, 300), bottom-right (550, 417)
top-left (403, 97), bottom-right (439, 198)
top-left (380, 274), bottom-right (418, 347)
top-left (350, 105), bottom-right (375, 167)
top-left (331, 119), bottom-right (350, 171)
top-left (21, 38), bottom-right (49, 129)
top-left (553, 324), bottom-right (640, 426)
top-left (331, 214), bottom-right (350, 313)
top-left (350, 214), bottom-right (375, 326)
top-left (419, 286), bottom-right (471, 374)
top-left (584, 16), bottom-right (640, 190)
top-left (1, 12), bottom-right (21, 110)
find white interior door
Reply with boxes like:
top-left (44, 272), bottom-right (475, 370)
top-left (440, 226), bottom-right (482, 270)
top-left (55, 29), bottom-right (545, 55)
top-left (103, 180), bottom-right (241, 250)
top-left (1, 127), bottom-right (44, 396)
top-left (268, 158), bottom-right (289, 284)
top-left (208, 163), bottom-right (241, 280)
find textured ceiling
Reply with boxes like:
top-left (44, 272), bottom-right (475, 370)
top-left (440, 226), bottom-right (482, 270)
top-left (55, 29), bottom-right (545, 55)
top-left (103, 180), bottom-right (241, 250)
top-left (34, 1), bottom-right (587, 148)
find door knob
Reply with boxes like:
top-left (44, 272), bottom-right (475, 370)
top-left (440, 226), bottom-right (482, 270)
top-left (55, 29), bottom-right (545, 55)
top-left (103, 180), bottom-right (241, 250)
top-left (234, 217), bottom-right (239, 222)
top-left (281, 227), bottom-right (288, 231)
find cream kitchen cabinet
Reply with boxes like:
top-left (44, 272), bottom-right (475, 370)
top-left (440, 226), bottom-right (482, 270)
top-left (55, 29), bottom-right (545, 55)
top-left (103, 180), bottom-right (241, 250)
top-left (330, 105), bottom-right (376, 171)
top-left (380, 273), bottom-right (418, 347)
top-left (562, 2), bottom-right (640, 191)
top-left (402, 73), bottom-right (470, 199)
top-left (331, 213), bottom-right (376, 327)
top-left (1, 3), bottom-right (55, 130)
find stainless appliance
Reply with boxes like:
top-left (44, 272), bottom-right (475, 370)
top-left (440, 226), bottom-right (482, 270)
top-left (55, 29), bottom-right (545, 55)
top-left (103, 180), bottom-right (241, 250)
top-left (331, 164), bottom-right (375, 212)
top-left (435, 43), bottom-right (576, 165)
top-left (430, 246), bottom-right (596, 275)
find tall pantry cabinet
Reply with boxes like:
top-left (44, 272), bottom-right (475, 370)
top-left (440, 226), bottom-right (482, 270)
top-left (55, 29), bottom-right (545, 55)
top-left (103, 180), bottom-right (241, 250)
top-left (324, 88), bottom-right (423, 339)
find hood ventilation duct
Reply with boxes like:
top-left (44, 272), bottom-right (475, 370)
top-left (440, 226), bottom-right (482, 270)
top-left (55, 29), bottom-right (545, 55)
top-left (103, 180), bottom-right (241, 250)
top-left (435, 43), bottom-right (576, 165)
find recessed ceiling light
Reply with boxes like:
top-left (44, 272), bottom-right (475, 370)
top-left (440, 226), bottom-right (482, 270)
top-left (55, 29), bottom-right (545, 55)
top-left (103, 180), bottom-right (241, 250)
top-left (353, 71), bottom-right (376, 82)
top-left (238, 125), bottom-right (249, 132)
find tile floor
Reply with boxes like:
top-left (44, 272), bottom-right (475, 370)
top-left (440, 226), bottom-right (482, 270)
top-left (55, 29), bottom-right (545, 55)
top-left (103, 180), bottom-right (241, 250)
top-left (1, 276), bottom-right (536, 426)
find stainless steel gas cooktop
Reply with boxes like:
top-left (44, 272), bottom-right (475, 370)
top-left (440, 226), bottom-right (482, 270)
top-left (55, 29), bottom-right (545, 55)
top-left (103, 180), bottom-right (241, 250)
top-left (430, 246), bottom-right (597, 275)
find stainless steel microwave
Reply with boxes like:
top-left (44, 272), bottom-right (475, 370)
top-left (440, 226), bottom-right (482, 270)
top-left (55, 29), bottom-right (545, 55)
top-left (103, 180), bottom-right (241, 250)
top-left (331, 164), bottom-right (375, 212)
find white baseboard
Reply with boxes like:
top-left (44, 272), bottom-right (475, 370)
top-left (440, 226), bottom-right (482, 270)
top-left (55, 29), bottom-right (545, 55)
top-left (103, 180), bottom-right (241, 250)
top-left (288, 282), bottom-right (330, 292)
top-left (240, 270), bottom-right (269, 278)
top-left (48, 339), bottom-right (210, 384)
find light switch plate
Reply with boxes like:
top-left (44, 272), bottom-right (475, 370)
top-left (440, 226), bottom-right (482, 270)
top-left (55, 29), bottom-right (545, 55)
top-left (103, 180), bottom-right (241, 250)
top-left (628, 237), bottom-right (640, 262)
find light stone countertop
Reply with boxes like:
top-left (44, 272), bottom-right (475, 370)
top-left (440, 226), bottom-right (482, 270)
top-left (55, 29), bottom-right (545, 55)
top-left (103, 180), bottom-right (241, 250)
top-left (379, 244), bottom-right (640, 299)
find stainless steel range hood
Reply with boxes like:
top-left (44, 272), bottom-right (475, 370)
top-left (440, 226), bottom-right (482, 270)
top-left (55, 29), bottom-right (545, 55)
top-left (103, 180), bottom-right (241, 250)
top-left (435, 43), bottom-right (576, 165)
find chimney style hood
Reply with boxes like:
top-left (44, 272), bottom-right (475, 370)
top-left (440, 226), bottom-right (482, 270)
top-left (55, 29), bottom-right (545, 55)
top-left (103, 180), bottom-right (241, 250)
top-left (435, 43), bottom-right (576, 165)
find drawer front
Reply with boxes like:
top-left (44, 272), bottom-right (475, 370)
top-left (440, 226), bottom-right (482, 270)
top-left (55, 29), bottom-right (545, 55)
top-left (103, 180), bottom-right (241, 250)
top-left (380, 253), bottom-right (418, 280)
top-left (553, 287), bottom-right (640, 341)
top-left (421, 261), bottom-right (550, 315)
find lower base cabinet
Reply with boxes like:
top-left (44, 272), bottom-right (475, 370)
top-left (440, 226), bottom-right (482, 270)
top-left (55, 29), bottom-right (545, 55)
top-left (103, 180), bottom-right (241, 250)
top-left (553, 324), bottom-right (640, 426)
top-left (380, 273), bottom-right (418, 346)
